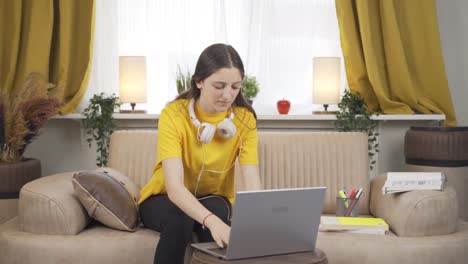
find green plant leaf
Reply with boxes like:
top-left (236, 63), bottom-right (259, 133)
top-left (176, 64), bottom-right (192, 95)
top-left (241, 75), bottom-right (259, 99)
top-left (334, 90), bottom-right (379, 170)
top-left (82, 93), bottom-right (121, 167)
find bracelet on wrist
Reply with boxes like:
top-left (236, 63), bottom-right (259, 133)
top-left (202, 213), bottom-right (214, 230)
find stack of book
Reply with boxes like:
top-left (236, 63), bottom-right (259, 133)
top-left (319, 216), bottom-right (389, 235)
top-left (382, 172), bottom-right (446, 194)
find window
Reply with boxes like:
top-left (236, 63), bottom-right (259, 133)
top-left (81, 0), bottom-right (345, 114)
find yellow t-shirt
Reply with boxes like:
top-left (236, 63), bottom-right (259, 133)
top-left (138, 99), bottom-right (258, 204)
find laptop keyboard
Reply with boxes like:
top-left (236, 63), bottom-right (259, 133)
top-left (208, 247), bottom-right (227, 256)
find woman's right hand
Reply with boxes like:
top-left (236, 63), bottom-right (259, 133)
top-left (204, 215), bottom-right (231, 248)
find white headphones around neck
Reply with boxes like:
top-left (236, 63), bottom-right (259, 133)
top-left (189, 98), bottom-right (237, 144)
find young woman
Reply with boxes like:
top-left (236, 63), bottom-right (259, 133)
top-left (138, 43), bottom-right (262, 264)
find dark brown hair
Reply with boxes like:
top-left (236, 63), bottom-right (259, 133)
top-left (175, 43), bottom-right (257, 119)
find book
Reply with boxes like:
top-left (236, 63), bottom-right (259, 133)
top-left (383, 183), bottom-right (445, 194)
top-left (319, 216), bottom-right (389, 235)
top-left (382, 172), bottom-right (446, 194)
top-left (340, 229), bottom-right (386, 235)
top-left (386, 172), bottom-right (446, 181)
top-left (323, 229), bottom-right (386, 235)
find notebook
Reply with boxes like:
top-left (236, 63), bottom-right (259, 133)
top-left (320, 216), bottom-right (389, 235)
top-left (382, 172), bottom-right (446, 194)
top-left (191, 187), bottom-right (326, 260)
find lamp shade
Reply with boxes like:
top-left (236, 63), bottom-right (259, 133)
top-left (119, 56), bottom-right (147, 103)
top-left (313, 57), bottom-right (340, 105)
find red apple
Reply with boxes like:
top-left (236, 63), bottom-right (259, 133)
top-left (277, 99), bottom-right (291, 114)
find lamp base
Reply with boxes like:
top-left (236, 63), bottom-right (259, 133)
top-left (119, 109), bottom-right (147, 114)
top-left (312, 110), bottom-right (337, 115)
top-left (120, 102), bottom-right (146, 113)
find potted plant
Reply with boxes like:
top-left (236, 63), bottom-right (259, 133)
top-left (176, 65), bottom-right (192, 95)
top-left (0, 73), bottom-right (63, 200)
top-left (334, 90), bottom-right (379, 170)
top-left (241, 75), bottom-right (259, 105)
top-left (82, 93), bottom-right (121, 167)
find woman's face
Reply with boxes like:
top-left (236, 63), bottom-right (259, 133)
top-left (196, 67), bottom-right (242, 114)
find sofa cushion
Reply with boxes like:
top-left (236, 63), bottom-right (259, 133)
top-left (108, 130), bottom-right (371, 215)
top-left (0, 217), bottom-right (161, 264)
top-left (18, 173), bottom-right (90, 235)
top-left (316, 220), bottom-right (468, 264)
top-left (72, 167), bottom-right (140, 231)
top-left (253, 132), bottom-right (370, 215)
top-left (370, 174), bottom-right (458, 237)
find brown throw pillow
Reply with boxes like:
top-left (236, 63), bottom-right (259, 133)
top-left (72, 167), bottom-right (140, 231)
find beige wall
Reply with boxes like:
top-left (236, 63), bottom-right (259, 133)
top-left (26, 120), bottom-right (98, 175)
top-left (437, 0), bottom-right (468, 126)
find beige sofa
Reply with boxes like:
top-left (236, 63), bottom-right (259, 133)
top-left (1, 130), bottom-right (467, 264)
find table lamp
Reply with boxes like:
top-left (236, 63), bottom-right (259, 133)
top-left (119, 56), bottom-right (147, 113)
top-left (312, 57), bottom-right (341, 114)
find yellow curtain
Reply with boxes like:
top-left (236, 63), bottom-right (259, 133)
top-left (0, 0), bottom-right (95, 114)
top-left (336, 0), bottom-right (456, 126)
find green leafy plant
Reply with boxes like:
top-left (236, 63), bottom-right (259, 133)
top-left (82, 93), bottom-right (121, 167)
top-left (176, 65), bottom-right (192, 95)
top-left (334, 90), bottom-right (379, 170)
top-left (241, 75), bottom-right (259, 99)
top-left (0, 73), bottom-right (63, 163)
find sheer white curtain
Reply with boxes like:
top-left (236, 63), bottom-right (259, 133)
top-left (239, 0), bottom-right (344, 114)
top-left (82, 0), bottom-right (344, 114)
top-left (77, 0), bottom-right (119, 113)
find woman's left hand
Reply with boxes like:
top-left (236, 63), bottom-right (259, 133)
top-left (205, 215), bottom-right (231, 248)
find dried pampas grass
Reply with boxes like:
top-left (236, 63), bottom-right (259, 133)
top-left (0, 73), bottom-right (63, 162)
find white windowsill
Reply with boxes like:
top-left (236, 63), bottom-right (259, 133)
top-left (52, 113), bottom-right (444, 129)
top-left (53, 113), bottom-right (445, 121)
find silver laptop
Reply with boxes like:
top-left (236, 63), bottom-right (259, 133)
top-left (191, 186), bottom-right (326, 260)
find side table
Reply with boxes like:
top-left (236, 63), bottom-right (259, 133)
top-left (190, 248), bottom-right (328, 264)
top-left (404, 126), bottom-right (468, 221)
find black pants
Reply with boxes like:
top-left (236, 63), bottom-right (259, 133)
top-left (139, 195), bottom-right (232, 264)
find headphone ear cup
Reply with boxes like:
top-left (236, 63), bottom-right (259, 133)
top-left (217, 118), bottom-right (237, 139)
top-left (199, 122), bottom-right (216, 144)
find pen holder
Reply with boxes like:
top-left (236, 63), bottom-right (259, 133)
top-left (336, 197), bottom-right (359, 217)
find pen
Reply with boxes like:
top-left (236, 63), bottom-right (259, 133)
top-left (346, 188), bottom-right (362, 216)
top-left (345, 188), bottom-right (363, 216)
top-left (338, 189), bottom-right (348, 208)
